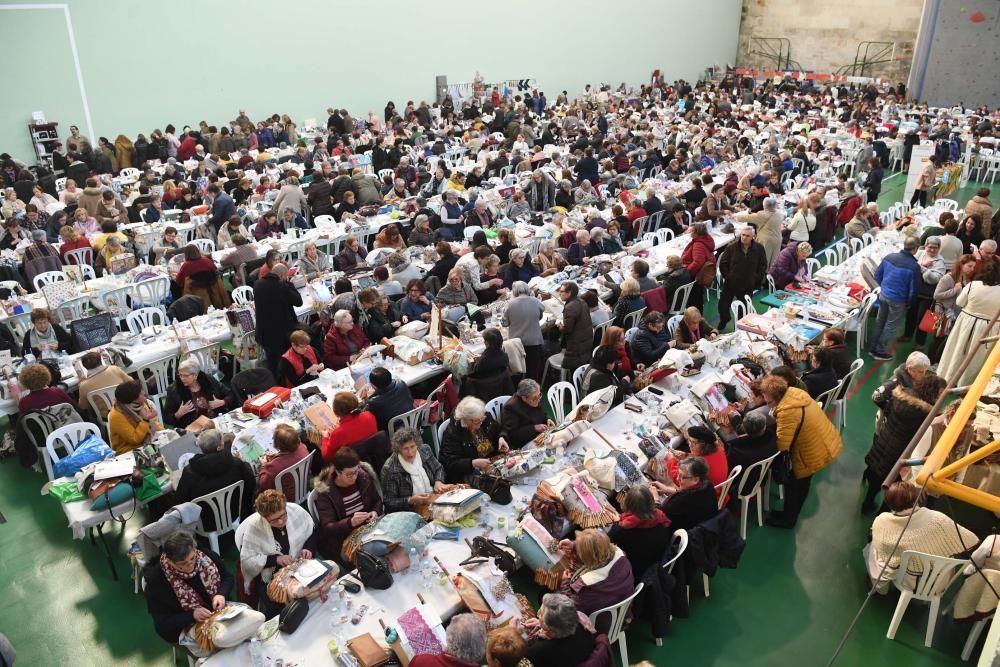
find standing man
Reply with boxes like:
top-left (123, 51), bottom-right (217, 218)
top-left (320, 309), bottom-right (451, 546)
top-left (869, 237), bottom-right (922, 360)
top-left (558, 281), bottom-right (593, 374)
top-left (206, 184), bottom-right (235, 235)
top-left (253, 264), bottom-right (304, 378)
top-left (717, 227), bottom-right (767, 331)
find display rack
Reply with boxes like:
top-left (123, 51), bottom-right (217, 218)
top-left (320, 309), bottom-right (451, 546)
top-left (29, 122), bottom-right (59, 169)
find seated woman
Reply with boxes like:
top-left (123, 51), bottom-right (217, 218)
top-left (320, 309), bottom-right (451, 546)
top-left (256, 249), bottom-right (287, 280)
top-left (582, 346), bottom-right (633, 406)
top-left (109, 379), bottom-right (162, 454)
top-left (320, 392), bottom-right (377, 463)
top-left (651, 456), bottom-right (719, 530)
top-left (144, 532), bottom-right (245, 656)
top-left (502, 248), bottom-right (539, 288)
top-left (801, 347), bottom-right (839, 400)
top-left (631, 311), bottom-right (673, 367)
top-left (440, 397), bottom-right (510, 483)
top-left (500, 379), bottom-right (553, 449)
top-left (494, 228), bottom-right (517, 265)
top-left (335, 190), bottom-right (360, 222)
top-left (58, 225), bottom-right (92, 263)
top-left (322, 309), bottom-right (370, 369)
top-left (338, 235), bottom-right (368, 270)
top-left (315, 447), bottom-right (383, 560)
top-left (374, 223), bottom-right (406, 250)
top-left (867, 482), bottom-right (978, 594)
top-left (235, 489), bottom-right (323, 616)
top-left (20, 308), bottom-right (72, 358)
top-left (520, 593), bottom-right (599, 666)
top-left (387, 252), bottom-right (422, 286)
top-left (610, 278), bottom-right (645, 328)
top-left (152, 226), bottom-right (184, 265)
top-left (600, 325), bottom-right (633, 380)
top-left (668, 425), bottom-right (729, 501)
top-left (277, 329), bottom-right (324, 388)
top-left (379, 427), bottom-right (453, 514)
top-left (175, 244), bottom-right (217, 290)
top-left (296, 241), bottom-right (331, 281)
top-left (358, 287), bottom-right (397, 345)
top-left (726, 411), bottom-right (778, 493)
top-left (555, 528), bottom-right (635, 619)
top-left (468, 328), bottom-right (509, 379)
top-left (96, 235), bottom-right (129, 275)
top-left (435, 268), bottom-right (478, 319)
top-left (582, 290), bottom-right (610, 328)
top-left (487, 624), bottom-right (531, 667)
top-left (400, 280), bottom-right (432, 322)
top-left (373, 265), bottom-right (403, 297)
top-left (258, 424), bottom-right (311, 500)
top-left (567, 229), bottom-right (593, 266)
top-left (673, 306), bottom-right (718, 351)
top-left (253, 211), bottom-right (284, 240)
top-left (407, 215), bottom-right (436, 247)
top-left (533, 240), bottom-right (567, 277)
top-left (768, 241), bottom-right (812, 290)
top-left (217, 215), bottom-right (249, 250)
top-left (609, 485), bottom-right (672, 582)
top-left (17, 363), bottom-right (77, 413)
top-left (163, 356), bottom-right (234, 428)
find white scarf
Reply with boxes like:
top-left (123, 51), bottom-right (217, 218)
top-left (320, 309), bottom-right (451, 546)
top-left (399, 451), bottom-right (432, 495)
top-left (234, 503), bottom-right (315, 593)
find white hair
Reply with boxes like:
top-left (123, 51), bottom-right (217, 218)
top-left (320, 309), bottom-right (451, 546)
top-left (178, 357), bottom-right (201, 376)
top-left (982, 239), bottom-right (998, 252)
top-left (511, 280), bottom-right (531, 297)
top-left (454, 397), bottom-right (486, 426)
top-left (444, 614), bottom-right (486, 663)
top-left (763, 197), bottom-right (778, 212)
top-left (510, 248), bottom-right (528, 262)
top-left (333, 309), bottom-right (353, 326)
top-left (905, 351), bottom-right (931, 370)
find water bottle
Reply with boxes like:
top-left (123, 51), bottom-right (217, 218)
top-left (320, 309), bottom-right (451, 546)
top-left (408, 546), bottom-right (419, 571)
top-left (249, 637), bottom-right (264, 667)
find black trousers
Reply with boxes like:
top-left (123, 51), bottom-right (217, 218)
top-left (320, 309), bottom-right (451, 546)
top-left (717, 286), bottom-right (752, 328)
top-left (910, 188), bottom-right (927, 207)
top-left (688, 284), bottom-right (705, 312)
top-left (524, 344), bottom-right (543, 383)
top-left (779, 474), bottom-right (813, 526)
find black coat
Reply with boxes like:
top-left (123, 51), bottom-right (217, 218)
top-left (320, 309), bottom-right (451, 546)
top-left (581, 364), bottom-right (632, 406)
top-left (719, 240), bottom-right (767, 293)
top-left (469, 347), bottom-right (509, 379)
top-left (500, 395), bottom-right (547, 449)
top-left (608, 521), bottom-right (672, 584)
top-left (20, 322), bottom-right (73, 357)
top-left (825, 343), bottom-right (853, 379)
top-left (175, 450), bottom-right (256, 530)
top-left (661, 482), bottom-right (718, 531)
top-left (802, 365), bottom-right (839, 400)
top-left (306, 178), bottom-right (334, 216)
top-left (162, 371), bottom-right (234, 428)
top-left (440, 414), bottom-right (501, 483)
top-left (363, 307), bottom-right (395, 343)
top-left (144, 549), bottom-right (233, 643)
top-left (684, 509), bottom-right (746, 580)
top-left (631, 326), bottom-right (671, 367)
top-left (364, 379), bottom-right (414, 432)
top-left (726, 431), bottom-right (778, 493)
top-left (252, 274), bottom-right (303, 352)
top-left (865, 385), bottom-right (933, 480)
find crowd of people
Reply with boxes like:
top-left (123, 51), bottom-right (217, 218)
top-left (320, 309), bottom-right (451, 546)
top-left (6, 68), bottom-right (1000, 666)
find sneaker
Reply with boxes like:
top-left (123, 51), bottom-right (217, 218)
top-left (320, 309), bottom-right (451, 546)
top-left (870, 351), bottom-right (893, 361)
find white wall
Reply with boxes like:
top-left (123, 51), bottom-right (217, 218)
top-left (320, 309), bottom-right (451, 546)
top-left (0, 0), bottom-right (742, 163)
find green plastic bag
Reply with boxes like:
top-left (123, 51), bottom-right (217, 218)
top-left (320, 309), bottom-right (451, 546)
top-left (50, 480), bottom-right (85, 503)
top-left (135, 468), bottom-right (164, 503)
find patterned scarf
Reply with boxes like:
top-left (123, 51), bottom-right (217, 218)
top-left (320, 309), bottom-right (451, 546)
top-left (160, 551), bottom-right (221, 611)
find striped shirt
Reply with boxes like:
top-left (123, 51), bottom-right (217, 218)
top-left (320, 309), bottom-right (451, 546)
top-left (340, 483), bottom-right (363, 516)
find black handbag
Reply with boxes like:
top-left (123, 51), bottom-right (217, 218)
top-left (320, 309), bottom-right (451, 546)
top-left (356, 546), bottom-right (394, 590)
top-left (278, 598), bottom-right (309, 633)
top-left (473, 473), bottom-right (513, 505)
top-left (461, 536), bottom-right (517, 573)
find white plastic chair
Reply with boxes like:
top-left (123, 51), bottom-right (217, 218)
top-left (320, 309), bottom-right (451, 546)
top-left (191, 238), bottom-right (215, 255)
top-left (766, 275), bottom-right (776, 293)
top-left (377, 169), bottom-right (394, 182)
top-left (805, 258), bottom-right (822, 280)
top-left (133, 276), bottom-right (169, 308)
top-left (936, 198), bottom-right (958, 212)
top-left (592, 319), bottom-right (612, 347)
top-left (306, 488), bottom-right (320, 521)
top-left (119, 167), bottom-right (140, 181)
top-left (655, 228), bottom-right (675, 245)
top-left (830, 358), bottom-right (865, 429)
top-left (641, 232), bottom-right (657, 246)
top-left (99, 284), bottom-right (135, 324)
top-left (192, 480), bottom-right (245, 554)
top-left (87, 385), bottom-right (119, 438)
top-left (32, 271), bottom-right (66, 292)
top-left (543, 353), bottom-right (570, 385)
top-left (136, 355), bottom-right (178, 407)
top-left (187, 344), bottom-right (223, 380)
top-left (232, 285), bottom-right (254, 305)
top-left (623, 307), bottom-right (646, 331)
top-left (815, 380), bottom-right (844, 414)
top-left (64, 247), bottom-right (93, 267)
top-left (546, 381), bottom-right (578, 425)
top-left (463, 225), bottom-right (483, 241)
top-left (313, 214), bottom-right (335, 227)
top-left (275, 450), bottom-right (315, 506)
top-left (886, 551), bottom-right (968, 647)
top-left (735, 452), bottom-right (781, 540)
top-left (55, 177), bottom-right (67, 192)
top-left (388, 403), bottom-right (427, 442)
top-left (484, 395), bottom-right (510, 423)
top-left (849, 237), bottom-right (864, 255)
top-left (666, 314), bottom-right (683, 337)
top-left (125, 306), bottom-right (167, 335)
top-left (43, 422), bottom-right (101, 482)
top-left (436, 418), bottom-right (451, 454)
top-left (730, 300), bottom-right (750, 325)
top-left (52, 295), bottom-right (91, 325)
top-left (669, 282), bottom-right (695, 315)
top-left (589, 582), bottom-right (644, 667)
top-left (623, 327), bottom-right (639, 344)
top-left (714, 465), bottom-right (742, 510)
top-left (572, 365), bottom-right (587, 397)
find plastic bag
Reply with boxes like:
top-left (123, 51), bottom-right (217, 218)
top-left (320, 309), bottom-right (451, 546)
top-left (52, 434), bottom-right (113, 479)
top-left (49, 480), bottom-right (86, 503)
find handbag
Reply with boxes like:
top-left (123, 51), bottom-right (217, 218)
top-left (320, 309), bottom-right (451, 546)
top-left (917, 306), bottom-right (943, 335)
top-left (356, 546), bottom-right (394, 589)
top-left (278, 598), bottom-right (309, 634)
top-left (193, 603), bottom-right (266, 652)
top-left (694, 261), bottom-right (716, 287)
top-left (347, 632), bottom-right (391, 667)
top-left (472, 472), bottom-right (513, 505)
top-left (266, 559), bottom-right (337, 605)
top-left (461, 536), bottom-right (517, 573)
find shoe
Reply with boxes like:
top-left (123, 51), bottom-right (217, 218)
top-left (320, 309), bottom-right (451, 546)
top-left (870, 351), bottom-right (893, 361)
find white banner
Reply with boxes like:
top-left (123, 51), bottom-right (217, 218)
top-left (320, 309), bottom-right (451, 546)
top-left (903, 142), bottom-right (936, 204)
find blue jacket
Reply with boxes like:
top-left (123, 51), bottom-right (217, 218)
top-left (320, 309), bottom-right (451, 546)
top-left (875, 251), bottom-right (921, 304)
top-left (208, 192), bottom-right (236, 230)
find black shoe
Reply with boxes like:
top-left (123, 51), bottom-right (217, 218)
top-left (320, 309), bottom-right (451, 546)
top-left (870, 351), bottom-right (893, 361)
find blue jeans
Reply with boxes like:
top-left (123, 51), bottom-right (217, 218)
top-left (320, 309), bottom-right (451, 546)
top-left (870, 297), bottom-right (907, 355)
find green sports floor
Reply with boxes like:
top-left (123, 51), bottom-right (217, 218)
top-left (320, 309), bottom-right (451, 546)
top-left (1, 172), bottom-right (997, 667)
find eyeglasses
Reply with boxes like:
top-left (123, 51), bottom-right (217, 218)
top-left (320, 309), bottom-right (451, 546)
top-left (338, 468), bottom-right (360, 479)
top-left (266, 511), bottom-right (288, 525)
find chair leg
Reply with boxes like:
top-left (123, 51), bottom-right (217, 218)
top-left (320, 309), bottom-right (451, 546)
top-left (886, 592), bottom-right (912, 639)
top-left (962, 618), bottom-right (987, 661)
top-left (655, 637), bottom-right (663, 647)
top-left (618, 632), bottom-right (628, 667)
top-left (703, 573), bottom-right (710, 598)
top-left (209, 533), bottom-right (219, 555)
top-left (763, 479), bottom-right (771, 512)
top-left (740, 497), bottom-right (748, 540)
top-left (925, 598), bottom-right (941, 647)
top-left (756, 489), bottom-right (764, 527)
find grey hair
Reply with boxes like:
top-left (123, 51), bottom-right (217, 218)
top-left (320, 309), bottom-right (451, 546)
top-left (333, 309), bottom-right (353, 326)
top-left (742, 411), bottom-right (767, 437)
top-left (905, 351), bottom-right (931, 370)
top-left (679, 455), bottom-right (709, 482)
top-left (539, 593), bottom-right (578, 639)
top-left (445, 189), bottom-right (458, 199)
top-left (444, 613), bottom-right (486, 663)
top-left (982, 239), bottom-right (998, 252)
top-left (178, 356), bottom-right (201, 376)
top-left (591, 227), bottom-right (605, 240)
top-left (31, 229), bottom-right (46, 242)
top-left (581, 179), bottom-right (592, 188)
top-left (390, 426), bottom-right (423, 453)
top-left (454, 396), bottom-right (486, 426)
top-left (515, 378), bottom-right (541, 398)
top-left (925, 235), bottom-right (941, 247)
top-left (763, 197), bottom-right (778, 212)
top-left (415, 214), bottom-right (429, 226)
top-left (162, 531), bottom-right (197, 562)
top-left (575, 229), bottom-right (590, 242)
top-left (538, 240), bottom-right (554, 253)
top-left (285, 176), bottom-right (300, 186)
top-left (395, 178), bottom-right (406, 187)
top-left (510, 248), bottom-right (527, 262)
top-left (511, 280), bottom-right (531, 297)
top-left (196, 429), bottom-right (223, 454)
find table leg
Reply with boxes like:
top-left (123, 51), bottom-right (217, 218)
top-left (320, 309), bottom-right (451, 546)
top-left (95, 524), bottom-right (120, 581)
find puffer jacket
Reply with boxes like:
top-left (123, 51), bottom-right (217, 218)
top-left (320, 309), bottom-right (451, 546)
top-left (774, 387), bottom-right (843, 479)
top-left (77, 186), bottom-right (104, 218)
top-left (865, 385), bottom-right (934, 480)
top-left (965, 195), bottom-right (994, 239)
top-left (875, 250), bottom-right (922, 304)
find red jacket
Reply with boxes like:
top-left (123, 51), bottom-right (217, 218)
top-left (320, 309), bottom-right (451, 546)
top-left (836, 195), bottom-right (862, 226)
top-left (668, 447), bottom-right (730, 505)
top-left (321, 411), bottom-right (377, 462)
top-left (175, 256), bottom-right (216, 290)
top-left (681, 233), bottom-right (716, 275)
top-left (322, 324), bottom-right (370, 369)
top-left (177, 137), bottom-right (197, 161)
top-left (59, 237), bottom-right (92, 262)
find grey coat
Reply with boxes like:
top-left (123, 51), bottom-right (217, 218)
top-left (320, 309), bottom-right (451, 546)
top-left (502, 295), bottom-right (545, 346)
top-left (379, 445), bottom-right (445, 513)
top-left (561, 297), bottom-right (593, 369)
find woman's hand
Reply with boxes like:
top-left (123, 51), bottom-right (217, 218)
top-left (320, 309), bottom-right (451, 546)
top-left (557, 539), bottom-right (575, 555)
top-left (276, 555), bottom-right (295, 568)
top-left (350, 512), bottom-right (370, 527)
top-left (535, 423), bottom-right (548, 433)
top-left (433, 481), bottom-right (452, 493)
top-left (409, 494), bottom-right (432, 507)
top-left (498, 437), bottom-right (510, 454)
top-left (208, 397), bottom-right (227, 410)
top-left (421, 313), bottom-right (431, 321)
top-left (300, 549), bottom-right (313, 560)
top-left (193, 607), bottom-right (213, 622)
top-left (175, 401), bottom-right (195, 419)
top-left (471, 458), bottom-right (491, 471)
top-left (211, 595), bottom-right (227, 611)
